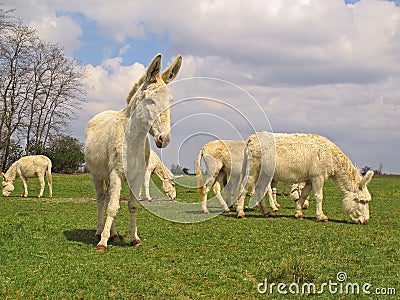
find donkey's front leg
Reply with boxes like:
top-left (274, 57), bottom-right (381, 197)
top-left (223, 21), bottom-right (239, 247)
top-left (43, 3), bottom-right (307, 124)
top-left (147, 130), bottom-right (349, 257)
top-left (20, 176), bottom-right (28, 197)
top-left (128, 191), bottom-right (142, 246)
top-left (96, 171), bottom-right (121, 252)
top-left (311, 178), bottom-right (328, 222)
top-left (142, 170), bottom-right (152, 201)
top-left (266, 186), bottom-right (279, 212)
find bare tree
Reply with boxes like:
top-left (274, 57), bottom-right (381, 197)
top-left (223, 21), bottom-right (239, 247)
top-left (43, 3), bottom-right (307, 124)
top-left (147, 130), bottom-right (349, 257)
top-left (0, 22), bottom-right (37, 170)
top-left (0, 12), bottom-right (86, 170)
top-left (0, 6), bottom-right (14, 31)
top-left (25, 41), bottom-right (85, 154)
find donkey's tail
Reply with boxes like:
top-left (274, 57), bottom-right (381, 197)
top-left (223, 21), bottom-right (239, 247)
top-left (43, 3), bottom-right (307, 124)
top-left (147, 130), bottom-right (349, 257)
top-left (46, 158), bottom-right (53, 198)
top-left (196, 148), bottom-right (204, 202)
top-left (239, 142), bottom-right (250, 196)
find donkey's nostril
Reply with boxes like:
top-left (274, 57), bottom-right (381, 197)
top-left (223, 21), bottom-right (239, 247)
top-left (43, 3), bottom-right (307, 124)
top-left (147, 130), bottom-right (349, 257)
top-left (155, 134), bottom-right (170, 148)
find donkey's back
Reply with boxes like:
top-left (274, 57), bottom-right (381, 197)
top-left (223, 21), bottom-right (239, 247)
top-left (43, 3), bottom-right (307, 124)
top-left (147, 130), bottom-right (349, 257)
top-left (16, 155), bottom-right (52, 178)
top-left (85, 110), bottom-right (127, 181)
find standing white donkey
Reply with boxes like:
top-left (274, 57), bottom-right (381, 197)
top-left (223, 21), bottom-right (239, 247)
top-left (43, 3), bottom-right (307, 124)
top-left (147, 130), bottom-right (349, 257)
top-left (85, 54), bottom-right (182, 252)
top-left (2, 155), bottom-right (52, 198)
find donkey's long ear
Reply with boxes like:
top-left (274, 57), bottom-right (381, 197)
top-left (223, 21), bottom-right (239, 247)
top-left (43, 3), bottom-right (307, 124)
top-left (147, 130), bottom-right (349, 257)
top-left (359, 170), bottom-right (374, 189)
top-left (2, 172), bottom-right (5, 180)
top-left (146, 53), bottom-right (162, 83)
top-left (162, 55), bottom-right (182, 84)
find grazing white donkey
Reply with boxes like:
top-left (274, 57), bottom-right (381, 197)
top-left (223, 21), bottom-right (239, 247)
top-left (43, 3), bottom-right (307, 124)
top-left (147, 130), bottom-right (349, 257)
top-left (238, 132), bottom-right (374, 224)
top-left (140, 149), bottom-right (180, 201)
top-left (85, 54), bottom-right (182, 252)
top-left (196, 140), bottom-right (279, 214)
top-left (2, 155), bottom-right (52, 198)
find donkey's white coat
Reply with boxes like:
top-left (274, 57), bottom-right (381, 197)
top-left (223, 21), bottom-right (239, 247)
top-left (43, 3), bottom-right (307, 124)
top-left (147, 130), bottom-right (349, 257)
top-left (85, 54), bottom-right (181, 252)
top-left (2, 155), bottom-right (52, 198)
top-left (196, 140), bottom-right (280, 214)
top-left (140, 149), bottom-right (179, 200)
top-left (238, 132), bottom-right (374, 224)
top-left (196, 140), bottom-right (246, 213)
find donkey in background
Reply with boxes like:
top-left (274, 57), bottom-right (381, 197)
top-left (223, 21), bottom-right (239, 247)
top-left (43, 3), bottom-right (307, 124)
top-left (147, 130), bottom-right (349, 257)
top-left (140, 148), bottom-right (182, 201)
top-left (2, 155), bottom-right (52, 198)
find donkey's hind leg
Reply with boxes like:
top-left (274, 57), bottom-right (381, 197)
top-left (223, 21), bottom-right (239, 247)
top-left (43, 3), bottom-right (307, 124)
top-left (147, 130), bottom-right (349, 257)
top-left (38, 175), bottom-right (45, 198)
top-left (93, 178), bottom-right (106, 243)
top-left (294, 182), bottom-right (312, 220)
top-left (96, 171), bottom-right (121, 252)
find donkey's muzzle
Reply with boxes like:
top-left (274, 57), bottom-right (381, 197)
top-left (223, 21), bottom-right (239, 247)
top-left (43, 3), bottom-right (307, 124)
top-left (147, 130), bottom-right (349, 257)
top-left (155, 134), bottom-right (171, 148)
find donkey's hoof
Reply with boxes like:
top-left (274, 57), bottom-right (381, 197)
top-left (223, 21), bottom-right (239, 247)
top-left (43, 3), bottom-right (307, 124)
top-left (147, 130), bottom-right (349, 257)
top-left (130, 240), bottom-right (143, 247)
top-left (295, 213), bottom-right (303, 220)
top-left (110, 234), bottom-right (121, 244)
top-left (96, 245), bottom-right (107, 253)
top-left (318, 216), bottom-right (329, 222)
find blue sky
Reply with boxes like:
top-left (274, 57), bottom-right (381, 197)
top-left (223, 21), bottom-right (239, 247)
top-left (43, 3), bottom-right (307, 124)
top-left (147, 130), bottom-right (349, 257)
top-left (3, 0), bottom-right (400, 173)
top-left (346, 0), bottom-right (400, 4)
top-left (67, 11), bottom-right (171, 66)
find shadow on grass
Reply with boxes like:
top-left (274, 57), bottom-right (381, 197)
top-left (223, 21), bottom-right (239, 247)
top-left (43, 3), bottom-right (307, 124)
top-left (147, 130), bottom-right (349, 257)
top-left (220, 209), bottom-right (351, 224)
top-left (63, 229), bottom-right (98, 246)
top-left (63, 229), bottom-right (134, 247)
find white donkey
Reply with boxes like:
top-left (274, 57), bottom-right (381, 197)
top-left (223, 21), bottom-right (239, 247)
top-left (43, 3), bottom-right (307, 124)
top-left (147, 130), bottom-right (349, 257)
top-left (85, 54), bottom-right (182, 252)
top-left (140, 149), bottom-right (181, 201)
top-left (196, 140), bottom-right (280, 214)
top-left (2, 155), bottom-right (52, 198)
top-left (238, 132), bottom-right (374, 224)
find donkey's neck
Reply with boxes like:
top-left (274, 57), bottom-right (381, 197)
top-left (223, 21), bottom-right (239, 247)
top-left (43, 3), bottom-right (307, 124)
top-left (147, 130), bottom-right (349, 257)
top-left (4, 163), bottom-right (17, 181)
top-left (153, 160), bottom-right (171, 182)
top-left (332, 148), bottom-right (361, 194)
top-left (122, 111), bottom-right (151, 199)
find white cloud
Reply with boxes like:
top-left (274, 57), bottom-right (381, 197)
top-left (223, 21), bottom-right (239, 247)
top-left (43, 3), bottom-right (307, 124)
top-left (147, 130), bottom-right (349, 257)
top-left (31, 15), bottom-right (82, 55)
top-left (6, 0), bottom-right (400, 85)
top-left (83, 59), bottom-right (146, 112)
top-left (2, 0), bottom-right (82, 54)
top-left (3, 0), bottom-right (400, 173)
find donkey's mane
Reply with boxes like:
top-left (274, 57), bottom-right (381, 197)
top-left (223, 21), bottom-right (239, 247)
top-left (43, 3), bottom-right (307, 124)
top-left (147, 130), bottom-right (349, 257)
top-left (126, 74), bottom-right (145, 105)
top-left (153, 158), bottom-right (173, 182)
top-left (331, 142), bottom-right (361, 191)
top-left (4, 161), bottom-right (17, 180)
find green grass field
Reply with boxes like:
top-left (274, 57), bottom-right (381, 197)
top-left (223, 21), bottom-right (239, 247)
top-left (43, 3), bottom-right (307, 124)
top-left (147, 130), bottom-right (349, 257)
top-left (0, 173), bottom-right (399, 299)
